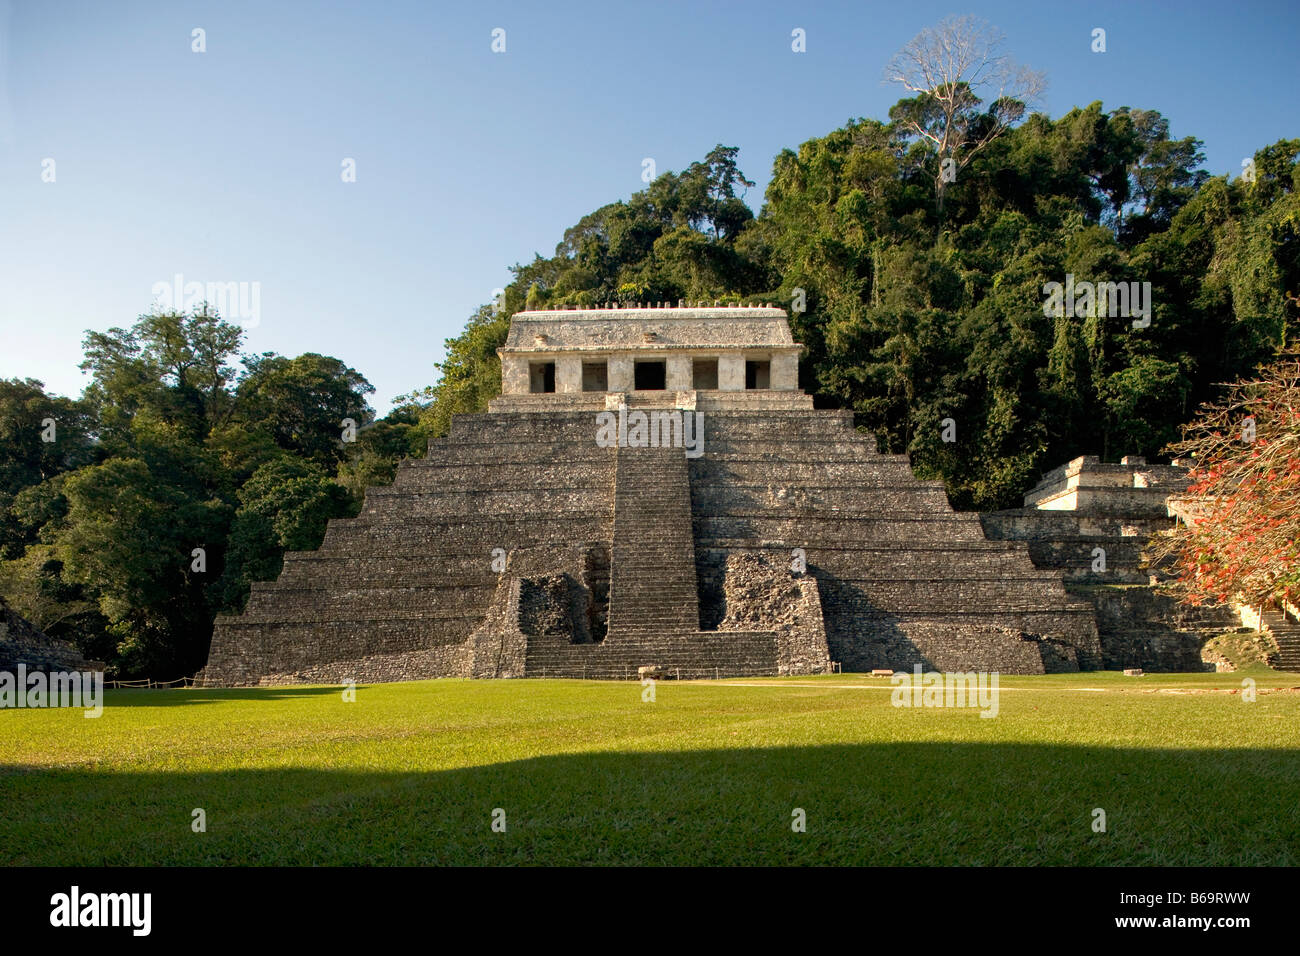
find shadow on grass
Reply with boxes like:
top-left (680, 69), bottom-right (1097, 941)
top-left (2, 741), bottom-right (1297, 866)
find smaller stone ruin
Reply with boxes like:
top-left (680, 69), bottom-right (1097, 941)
top-left (0, 597), bottom-right (93, 673)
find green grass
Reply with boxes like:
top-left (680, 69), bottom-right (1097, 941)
top-left (2, 669), bottom-right (1298, 865)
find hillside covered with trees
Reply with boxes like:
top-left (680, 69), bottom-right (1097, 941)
top-left (420, 116), bottom-right (1299, 511)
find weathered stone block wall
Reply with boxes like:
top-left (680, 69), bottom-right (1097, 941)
top-left (708, 551), bottom-right (831, 676)
top-left (1084, 586), bottom-right (1227, 671)
top-left (253, 643), bottom-right (474, 686)
top-left (521, 629), bottom-right (781, 680)
top-left (469, 576), bottom-right (526, 679)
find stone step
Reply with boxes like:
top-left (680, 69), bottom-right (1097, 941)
top-left (230, 605), bottom-right (486, 625)
top-left (359, 491), bottom-right (611, 519)
top-left (276, 553), bottom-right (512, 584)
top-left (695, 516), bottom-right (990, 544)
top-left (691, 486), bottom-right (954, 511)
top-left (320, 518), bottom-right (612, 551)
top-left (523, 627), bottom-right (781, 680)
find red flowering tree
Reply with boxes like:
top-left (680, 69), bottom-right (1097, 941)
top-left (1154, 350), bottom-right (1300, 608)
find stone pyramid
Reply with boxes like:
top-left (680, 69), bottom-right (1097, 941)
top-left (198, 306), bottom-right (1099, 685)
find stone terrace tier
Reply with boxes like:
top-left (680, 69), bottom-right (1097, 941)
top-left (197, 408), bottom-right (1100, 685)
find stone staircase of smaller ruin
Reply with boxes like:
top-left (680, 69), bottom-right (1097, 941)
top-left (1262, 608), bottom-right (1300, 671)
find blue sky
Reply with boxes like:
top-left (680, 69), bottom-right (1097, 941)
top-left (1, 0), bottom-right (1296, 412)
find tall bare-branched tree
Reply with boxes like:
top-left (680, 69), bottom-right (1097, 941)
top-left (886, 15), bottom-right (1046, 213)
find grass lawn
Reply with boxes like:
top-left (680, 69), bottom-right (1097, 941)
top-left (2, 668), bottom-right (1297, 866)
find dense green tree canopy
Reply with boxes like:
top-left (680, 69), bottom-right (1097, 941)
top-left (236, 352), bottom-right (376, 466)
top-left (0, 308), bottom-right (403, 679)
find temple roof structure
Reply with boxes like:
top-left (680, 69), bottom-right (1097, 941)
top-left (500, 305), bottom-right (799, 352)
top-left (492, 304), bottom-right (810, 411)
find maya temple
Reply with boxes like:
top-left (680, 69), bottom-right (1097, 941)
top-left (197, 304), bottom-right (1233, 686)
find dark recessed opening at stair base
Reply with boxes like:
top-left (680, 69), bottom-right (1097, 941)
top-left (634, 360), bottom-right (666, 391)
top-left (745, 360), bottom-right (770, 389)
top-left (530, 361), bottom-right (555, 393)
top-left (693, 358), bottom-right (719, 390)
top-left (582, 543), bottom-right (610, 643)
top-left (582, 361), bottom-right (608, 392)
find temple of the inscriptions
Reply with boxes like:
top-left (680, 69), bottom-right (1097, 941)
top-left (198, 304), bottom-right (1108, 685)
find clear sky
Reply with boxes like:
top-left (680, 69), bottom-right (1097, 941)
top-left (1, 0), bottom-right (1297, 412)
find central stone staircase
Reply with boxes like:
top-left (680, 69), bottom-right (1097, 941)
top-left (607, 444), bottom-right (702, 635)
top-left (524, 434), bottom-right (780, 679)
